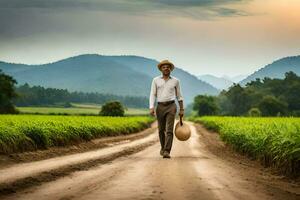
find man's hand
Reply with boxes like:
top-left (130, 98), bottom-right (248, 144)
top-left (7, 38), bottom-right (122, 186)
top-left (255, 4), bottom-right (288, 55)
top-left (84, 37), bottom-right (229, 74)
top-left (179, 109), bottom-right (184, 117)
top-left (149, 108), bottom-right (155, 116)
top-left (178, 100), bottom-right (184, 117)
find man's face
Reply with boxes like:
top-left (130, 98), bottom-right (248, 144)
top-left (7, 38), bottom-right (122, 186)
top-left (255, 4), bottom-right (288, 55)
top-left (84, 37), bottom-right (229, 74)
top-left (161, 64), bottom-right (171, 76)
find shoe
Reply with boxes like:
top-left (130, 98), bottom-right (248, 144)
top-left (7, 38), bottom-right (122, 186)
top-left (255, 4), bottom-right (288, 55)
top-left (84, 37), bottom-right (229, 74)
top-left (163, 151), bottom-right (171, 159)
top-left (160, 149), bottom-right (164, 156)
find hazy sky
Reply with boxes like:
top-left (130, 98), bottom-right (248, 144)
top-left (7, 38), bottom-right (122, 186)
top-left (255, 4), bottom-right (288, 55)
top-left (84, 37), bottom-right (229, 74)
top-left (1, 0), bottom-right (300, 76)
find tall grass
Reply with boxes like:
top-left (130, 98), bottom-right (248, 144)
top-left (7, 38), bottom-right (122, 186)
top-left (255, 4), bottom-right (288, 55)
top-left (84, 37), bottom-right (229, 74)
top-left (0, 115), bottom-right (155, 154)
top-left (191, 116), bottom-right (300, 176)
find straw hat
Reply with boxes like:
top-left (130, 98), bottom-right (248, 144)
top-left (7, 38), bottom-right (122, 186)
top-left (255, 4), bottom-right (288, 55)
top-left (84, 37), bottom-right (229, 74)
top-left (175, 117), bottom-right (191, 141)
top-left (157, 60), bottom-right (175, 71)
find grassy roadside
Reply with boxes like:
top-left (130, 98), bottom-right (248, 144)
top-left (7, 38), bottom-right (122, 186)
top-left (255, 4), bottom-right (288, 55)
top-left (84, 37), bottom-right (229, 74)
top-left (190, 116), bottom-right (300, 177)
top-left (0, 115), bottom-right (155, 154)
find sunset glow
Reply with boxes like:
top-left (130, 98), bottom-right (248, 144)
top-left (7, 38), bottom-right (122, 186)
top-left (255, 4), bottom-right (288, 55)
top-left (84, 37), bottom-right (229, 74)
top-left (0, 0), bottom-right (299, 76)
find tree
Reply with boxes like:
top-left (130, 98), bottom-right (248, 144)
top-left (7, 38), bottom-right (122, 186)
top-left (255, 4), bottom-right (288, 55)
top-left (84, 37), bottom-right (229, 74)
top-left (0, 70), bottom-right (19, 114)
top-left (99, 101), bottom-right (125, 116)
top-left (193, 95), bottom-right (218, 116)
top-left (212, 71), bottom-right (300, 116)
top-left (225, 84), bottom-right (252, 115)
top-left (281, 72), bottom-right (300, 113)
top-left (258, 96), bottom-right (288, 116)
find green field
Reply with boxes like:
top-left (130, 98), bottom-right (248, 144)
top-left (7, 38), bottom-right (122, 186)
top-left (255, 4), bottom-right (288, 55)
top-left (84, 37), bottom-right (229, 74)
top-left (191, 116), bottom-right (300, 176)
top-left (17, 104), bottom-right (148, 116)
top-left (0, 115), bottom-right (155, 154)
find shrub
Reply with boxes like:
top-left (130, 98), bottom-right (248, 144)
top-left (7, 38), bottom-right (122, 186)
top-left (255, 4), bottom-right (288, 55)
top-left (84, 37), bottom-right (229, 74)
top-left (248, 107), bottom-right (262, 117)
top-left (99, 101), bottom-right (125, 116)
top-left (63, 102), bottom-right (73, 108)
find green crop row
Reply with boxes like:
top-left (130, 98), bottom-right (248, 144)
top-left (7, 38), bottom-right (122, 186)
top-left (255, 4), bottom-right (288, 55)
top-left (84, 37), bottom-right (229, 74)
top-left (190, 116), bottom-right (300, 176)
top-left (0, 115), bottom-right (155, 154)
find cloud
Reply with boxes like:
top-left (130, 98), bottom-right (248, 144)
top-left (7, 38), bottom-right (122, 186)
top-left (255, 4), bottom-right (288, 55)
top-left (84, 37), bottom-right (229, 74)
top-left (139, 0), bottom-right (247, 7)
top-left (0, 0), bottom-right (251, 19)
top-left (211, 7), bottom-right (249, 17)
top-left (0, 0), bottom-right (252, 44)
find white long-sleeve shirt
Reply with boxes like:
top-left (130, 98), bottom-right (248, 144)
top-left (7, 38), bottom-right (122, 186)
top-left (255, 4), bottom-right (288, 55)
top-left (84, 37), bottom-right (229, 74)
top-left (149, 75), bottom-right (184, 109)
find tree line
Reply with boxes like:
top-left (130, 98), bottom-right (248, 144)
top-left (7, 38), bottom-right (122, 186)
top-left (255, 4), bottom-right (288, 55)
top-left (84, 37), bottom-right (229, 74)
top-left (14, 83), bottom-right (148, 108)
top-left (193, 71), bottom-right (300, 117)
top-left (0, 69), bottom-right (148, 114)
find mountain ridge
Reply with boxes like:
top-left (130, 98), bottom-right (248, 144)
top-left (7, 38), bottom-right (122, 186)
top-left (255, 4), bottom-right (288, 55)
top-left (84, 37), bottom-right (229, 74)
top-left (0, 54), bottom-right (219, 104)
top-left (197, 74), bottom-right (234, 90)
top-left (240, 55), bottom-right (300, 85)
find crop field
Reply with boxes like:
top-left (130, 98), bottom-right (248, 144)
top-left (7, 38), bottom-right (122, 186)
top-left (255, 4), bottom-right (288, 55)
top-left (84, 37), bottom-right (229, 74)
top-left (17, 106), bottom-right (148, 116)
top-left (0, 115), bottom-right (155, 154)
top-left (191, 116), bottom-right (300, 176)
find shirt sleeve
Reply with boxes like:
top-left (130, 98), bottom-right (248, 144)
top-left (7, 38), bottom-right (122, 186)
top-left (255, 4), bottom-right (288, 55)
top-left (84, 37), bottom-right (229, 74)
top-left (175, 79), bottom-right (184, 101)
top-left (149, 79), bottom-right (157, 109)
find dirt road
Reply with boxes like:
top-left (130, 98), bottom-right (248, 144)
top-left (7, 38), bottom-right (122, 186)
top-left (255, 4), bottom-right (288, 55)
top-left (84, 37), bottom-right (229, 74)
top-left (2, 122), bottom-right (300, 200)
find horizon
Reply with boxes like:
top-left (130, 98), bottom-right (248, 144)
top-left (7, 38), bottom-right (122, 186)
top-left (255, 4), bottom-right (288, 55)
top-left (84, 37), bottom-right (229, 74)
top-left (1, 53), bottom-right (298, 79)
top-left (1, 0), bottom-right (300, 77)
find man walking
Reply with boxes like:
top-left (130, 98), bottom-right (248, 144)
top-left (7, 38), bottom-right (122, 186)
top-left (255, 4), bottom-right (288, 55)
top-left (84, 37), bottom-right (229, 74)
top-left (149, 60), bottom-right (184, 159)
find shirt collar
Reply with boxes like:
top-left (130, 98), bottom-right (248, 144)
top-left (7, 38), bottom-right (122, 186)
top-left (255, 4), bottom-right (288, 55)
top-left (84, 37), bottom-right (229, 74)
top-left (160, 75), bottom-right (172, 79)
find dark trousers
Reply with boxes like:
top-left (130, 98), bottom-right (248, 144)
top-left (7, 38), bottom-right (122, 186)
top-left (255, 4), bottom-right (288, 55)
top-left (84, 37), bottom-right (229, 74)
top-left (156, 102), bottom-right (177, 153)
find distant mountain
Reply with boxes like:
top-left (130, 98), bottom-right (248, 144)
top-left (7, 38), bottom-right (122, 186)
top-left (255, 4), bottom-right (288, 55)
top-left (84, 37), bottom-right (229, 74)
top-left (0, 54), bottom-right (219, 104)
top-left (198, 74), bottom-right (234, 90)
top-left (222, 74), bottom-right (247, 83)
top-left (240, 55), bottom-right (300, 85)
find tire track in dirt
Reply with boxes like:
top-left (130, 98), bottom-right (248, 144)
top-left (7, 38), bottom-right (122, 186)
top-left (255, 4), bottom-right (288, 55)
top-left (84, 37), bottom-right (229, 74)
top-left (0, 129), bottom-right (158, 197)
top-left (2, 122), bottom-right (299, 200)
